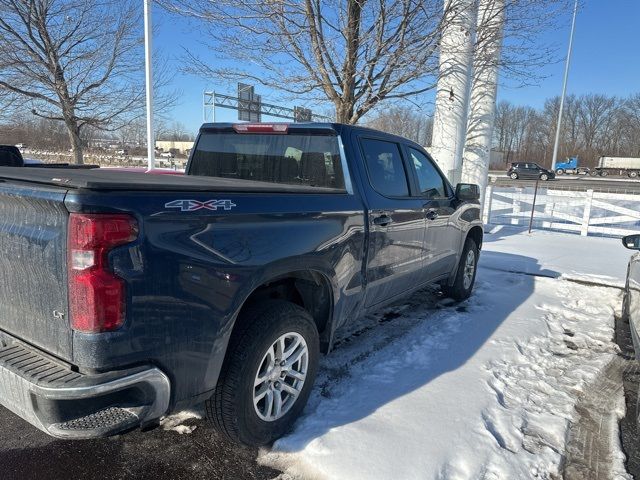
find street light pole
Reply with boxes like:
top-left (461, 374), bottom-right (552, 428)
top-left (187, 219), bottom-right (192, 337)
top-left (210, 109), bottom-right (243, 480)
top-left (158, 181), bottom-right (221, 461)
top-left (551, 0), bottom-right (578, 171)
top-left (144, 0), bottom-right (155, 170)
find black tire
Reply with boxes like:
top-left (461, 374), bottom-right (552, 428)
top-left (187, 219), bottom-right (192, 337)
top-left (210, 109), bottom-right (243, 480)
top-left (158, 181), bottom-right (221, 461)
top-left (622, 289), bottom-right (630, 322)
top-left (630, 171), bottom-right (638, 178)
top-left (509, 172), bottom-right (518, 180)
top-left (556, 169), bottom-right (564, 175)
top-left (207, 300), bottom-right (319, 446)
top-left (601, 170), bottom-right (608, 177)
top-left (540, 173), bottom-right (549, 181)
top-left (443, 237), bottom-right (479, 301)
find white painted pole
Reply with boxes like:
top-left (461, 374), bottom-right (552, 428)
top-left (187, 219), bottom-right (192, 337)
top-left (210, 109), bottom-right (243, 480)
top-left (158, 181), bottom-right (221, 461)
top-left (550, 0), bottom-right (578, 171)
top-left (462, 0), bottom-right (505, 210)
top-left (144, 0), bottom-right (155, 170)
top-left (431, 0), bottom-right (477, 186)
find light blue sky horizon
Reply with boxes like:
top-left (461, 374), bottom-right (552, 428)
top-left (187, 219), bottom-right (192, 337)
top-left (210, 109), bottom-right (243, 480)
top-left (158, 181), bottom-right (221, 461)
top-left (154, 1), bottom-right (640, 134)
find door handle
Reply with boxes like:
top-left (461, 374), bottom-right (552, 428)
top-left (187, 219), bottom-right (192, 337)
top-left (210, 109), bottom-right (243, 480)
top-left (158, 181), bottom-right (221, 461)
top-left (373, 214), bottom-right (393, 226)
top-left (425, 209), bottom-right (439, 221)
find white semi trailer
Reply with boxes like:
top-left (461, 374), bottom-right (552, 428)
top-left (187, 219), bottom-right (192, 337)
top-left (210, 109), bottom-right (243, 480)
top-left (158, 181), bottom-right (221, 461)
top-left (594, 156), bottom-right (640, 178)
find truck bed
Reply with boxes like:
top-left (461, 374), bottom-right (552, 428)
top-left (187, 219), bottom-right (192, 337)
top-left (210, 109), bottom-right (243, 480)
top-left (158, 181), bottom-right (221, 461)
top-left (0, 167), bottom-right (345, 193)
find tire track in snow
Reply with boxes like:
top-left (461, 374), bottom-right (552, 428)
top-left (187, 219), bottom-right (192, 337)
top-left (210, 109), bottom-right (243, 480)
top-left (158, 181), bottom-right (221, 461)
top-left (563, 356), bottom-right (635, 480)
top-left (472, 280), bottom-right (629, 480)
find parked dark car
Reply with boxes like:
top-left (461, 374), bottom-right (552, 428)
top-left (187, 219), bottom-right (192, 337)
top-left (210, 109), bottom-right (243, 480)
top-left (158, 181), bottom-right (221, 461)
top-left (0, 123), bottom-right (483, 446)
top-left (507, 162), bottom-right (555, 181)
top-left (0, 145), bottom-right (26, 166)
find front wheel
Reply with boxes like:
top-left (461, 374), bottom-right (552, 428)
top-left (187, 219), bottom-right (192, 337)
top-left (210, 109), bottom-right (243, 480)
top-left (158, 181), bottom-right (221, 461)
top-left (443, 237), bottom-right (479, 301)
top-left (509, 172), bottom-right (518, 180)
top-left (207, 300), bottom-right (319, 446)
top-left (556, 169), bottom-right (565, 175)
top-left (540, 173), bottom-right (549, 181)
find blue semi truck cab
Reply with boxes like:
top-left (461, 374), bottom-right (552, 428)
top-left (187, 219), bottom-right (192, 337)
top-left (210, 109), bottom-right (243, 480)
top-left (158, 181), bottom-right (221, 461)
top-left (554, 157), bottom-right (590, 175)
top-left (0, 122), bottom-right (483, 446)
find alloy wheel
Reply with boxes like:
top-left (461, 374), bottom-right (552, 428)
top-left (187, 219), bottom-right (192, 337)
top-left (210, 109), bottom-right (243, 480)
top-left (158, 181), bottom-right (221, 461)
top-left (463, 249), bottom-right (476, 290)
top-left (253, 332), bottom-right (309, 422)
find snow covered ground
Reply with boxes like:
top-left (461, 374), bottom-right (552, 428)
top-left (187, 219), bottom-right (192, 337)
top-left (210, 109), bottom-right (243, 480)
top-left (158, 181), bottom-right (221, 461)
top-left (260, 227), bottom-right (633, 479)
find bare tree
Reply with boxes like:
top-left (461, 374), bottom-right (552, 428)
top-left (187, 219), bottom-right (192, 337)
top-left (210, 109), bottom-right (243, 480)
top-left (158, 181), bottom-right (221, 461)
top-left (498, 0), bottom-right (572, 85)
top-left (577, 94), bottom-right (618, 154)
top-left (493, 101), bottom-right (535, 163)
top-left (619, 94), bottom-right (640, 157)
top-left (159, 0), bottom-right (465, 124)
top-left (164, 121), bottom-right (193, 141)
top-left (0, 0), bottom-right (171, 164)
top-left (491, 93), bottom-right (640, 169)
top-left (367, 106), bottom-right (433, 145)
top-left (0, 110), bottom-right (69, 150)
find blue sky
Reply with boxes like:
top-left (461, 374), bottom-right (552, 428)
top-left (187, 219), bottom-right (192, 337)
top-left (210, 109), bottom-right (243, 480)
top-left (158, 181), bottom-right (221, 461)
top-left (154, 1), bottom-right (640, 134)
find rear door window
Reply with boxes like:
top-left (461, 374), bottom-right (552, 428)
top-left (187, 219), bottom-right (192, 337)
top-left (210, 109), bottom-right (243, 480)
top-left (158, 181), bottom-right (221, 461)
top-left (407, 148), bottom-right (447, 199)
top-left (189, 132), bottom-right (345, 189)
top-left (360, 138), bottom-right (409, 197)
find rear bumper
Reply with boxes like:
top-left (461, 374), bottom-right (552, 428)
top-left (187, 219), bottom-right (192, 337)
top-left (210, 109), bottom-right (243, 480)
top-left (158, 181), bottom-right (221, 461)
top-left (0, 330), bottom-right (170, 439)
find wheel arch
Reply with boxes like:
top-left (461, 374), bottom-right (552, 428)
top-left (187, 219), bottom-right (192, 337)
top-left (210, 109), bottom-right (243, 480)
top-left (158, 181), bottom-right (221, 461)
top-left (446, 224), bottom-right (483, 287)
top-left (232, 268), bottom-right (336, 354)
top-left (466, 225), bottom-right (484, 251)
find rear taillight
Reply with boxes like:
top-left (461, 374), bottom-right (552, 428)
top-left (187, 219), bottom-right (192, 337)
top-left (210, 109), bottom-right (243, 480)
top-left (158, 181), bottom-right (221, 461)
top-left (68, 213), bottom-right (138, 333)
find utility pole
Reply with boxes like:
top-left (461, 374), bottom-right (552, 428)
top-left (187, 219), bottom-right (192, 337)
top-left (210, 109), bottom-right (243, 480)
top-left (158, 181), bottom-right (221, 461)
top-left (551, 0), bottom-right (578, 171)
top-left (144, 0), bottom-right (155, 170)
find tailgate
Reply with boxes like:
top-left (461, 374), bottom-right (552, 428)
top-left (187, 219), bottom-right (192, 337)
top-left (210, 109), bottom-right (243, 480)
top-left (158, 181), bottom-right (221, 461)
top-left (0, 182), bottom-right (72, 360)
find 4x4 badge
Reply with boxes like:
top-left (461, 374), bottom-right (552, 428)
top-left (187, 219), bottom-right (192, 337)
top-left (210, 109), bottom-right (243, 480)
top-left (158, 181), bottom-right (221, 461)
top-left (165, 199), bottom-right (237, 212)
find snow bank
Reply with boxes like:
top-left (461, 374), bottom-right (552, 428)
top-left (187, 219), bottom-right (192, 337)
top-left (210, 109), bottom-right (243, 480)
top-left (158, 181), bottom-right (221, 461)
top-left (260, 229), bottom-right (629, 479)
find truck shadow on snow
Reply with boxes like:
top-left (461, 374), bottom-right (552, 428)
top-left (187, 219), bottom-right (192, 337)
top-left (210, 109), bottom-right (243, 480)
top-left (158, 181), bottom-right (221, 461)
top-left (271, 248), bottom-right (559, 453)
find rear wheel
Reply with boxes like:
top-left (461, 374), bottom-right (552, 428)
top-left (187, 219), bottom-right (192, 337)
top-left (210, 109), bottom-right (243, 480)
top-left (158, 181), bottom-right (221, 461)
top-left (601, 170), bottom-right (608, 177)
top-left (207, 300), bottom-right (319, 446)
top-left (630, 171), bottom-right (638, 178)
top-left (443, 237), bottom-right (479, 301)
top-left (622, 288), bottom-right (630, 322)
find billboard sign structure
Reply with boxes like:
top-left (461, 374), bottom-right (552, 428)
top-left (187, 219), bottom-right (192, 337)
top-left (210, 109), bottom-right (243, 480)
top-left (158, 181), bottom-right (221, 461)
top-left (203, 83), bottom-right (332, 122)
top-left (238, 83), bottom-right (261, 122)
top-left (294, 106), bottom-right (312, 122)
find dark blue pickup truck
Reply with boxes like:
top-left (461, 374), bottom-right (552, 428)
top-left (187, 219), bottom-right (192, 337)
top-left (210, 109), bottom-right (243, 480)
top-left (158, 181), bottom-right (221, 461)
top-left (0, 123), bottom-right (482, 446)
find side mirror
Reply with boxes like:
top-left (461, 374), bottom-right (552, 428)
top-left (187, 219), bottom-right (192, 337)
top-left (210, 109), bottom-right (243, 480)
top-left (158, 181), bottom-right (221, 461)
top-left (455, 183), bottom-right (480, 202)
top-left (622, 234), bottom-right (640, 250)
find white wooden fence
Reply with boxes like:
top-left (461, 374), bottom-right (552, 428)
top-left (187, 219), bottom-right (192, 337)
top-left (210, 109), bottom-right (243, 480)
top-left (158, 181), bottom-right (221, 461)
top-left (483, 184), bottom-right (640, 237)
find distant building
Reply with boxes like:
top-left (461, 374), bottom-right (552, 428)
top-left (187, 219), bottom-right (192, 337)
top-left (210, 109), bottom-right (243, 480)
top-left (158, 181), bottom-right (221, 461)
top-left (155, 140), bottom-right (194, 155)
